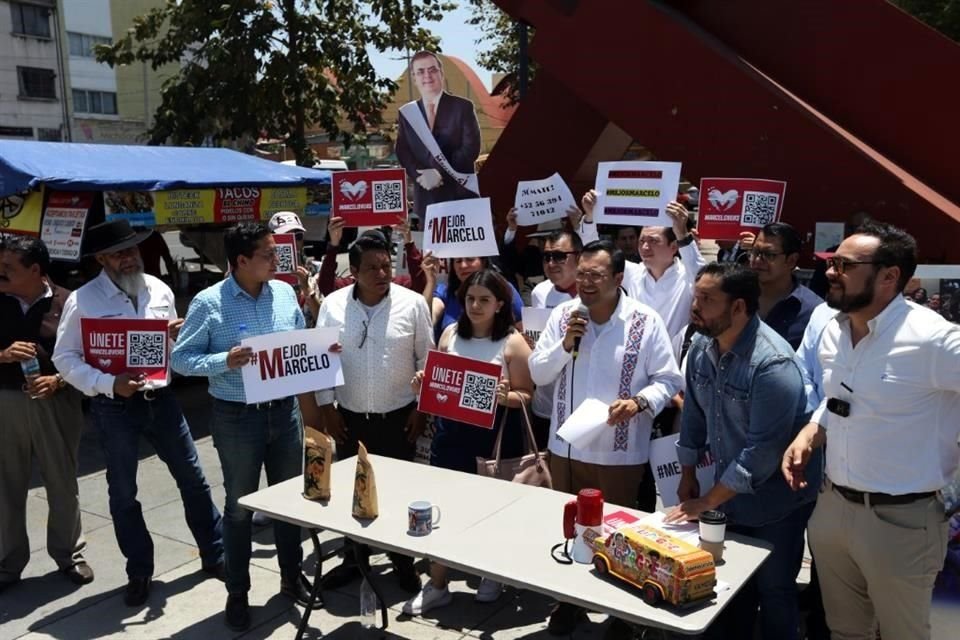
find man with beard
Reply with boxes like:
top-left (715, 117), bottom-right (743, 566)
top-left (530, 240), bottom-right (682, 637)
top-left (783, 222), bottom-right (960, 640)
top-left (666, 262), bottom-right (819, 640)
top-left (53, 220), bottom-right (224, 607)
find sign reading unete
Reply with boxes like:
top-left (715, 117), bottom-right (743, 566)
top-left (80, 318), bottom-right (170, 381)
top-left (331, 168), bottom-right (407, 227)
top-left (417, 350), bottom-right (502, 429)
top-left (697, 177), bottom-right (787, 240)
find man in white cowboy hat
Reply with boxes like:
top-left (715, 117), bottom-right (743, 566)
top-left (53, 220), bottom-right (224, 608)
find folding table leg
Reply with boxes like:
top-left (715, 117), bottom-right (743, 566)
top-left (295, 529), bottom-right (327, 640)
top-left (351, 540), bottom-right (389, 630)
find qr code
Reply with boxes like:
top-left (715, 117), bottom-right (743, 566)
top-left (127, 331), bottom-right (166, 367)
top-left (459, 371), bottom-right (498, 413)
top-left (741, 191), bottom-right (780, 227)
top-left (372, 180), bottom-right (404, 213)
top-left (275, 243), bottom-right (295, 273)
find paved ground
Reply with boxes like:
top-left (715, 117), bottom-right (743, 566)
top-left (2, 352), bottom-right (958, 640)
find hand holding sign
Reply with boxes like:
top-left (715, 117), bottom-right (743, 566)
top-left (422, 198), bottom-right (499, 259)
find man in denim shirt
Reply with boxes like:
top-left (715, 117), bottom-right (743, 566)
top-left (666, 263), bottom-right (820, 640)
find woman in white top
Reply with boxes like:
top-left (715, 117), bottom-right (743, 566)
top-left (404, 269), bottom-right (533, 615)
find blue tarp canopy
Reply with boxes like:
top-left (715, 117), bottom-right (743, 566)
top-left (0, 141), bottom-right (331, 196)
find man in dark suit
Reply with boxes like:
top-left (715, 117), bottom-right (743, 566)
top-left (395, 51), bottom-right (482, 218)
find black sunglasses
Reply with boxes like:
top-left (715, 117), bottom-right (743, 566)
top-left (542, 250), bottom-right (577, 264)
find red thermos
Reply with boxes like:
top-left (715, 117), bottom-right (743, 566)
top-left (563, 489), bottom-right (604, 563)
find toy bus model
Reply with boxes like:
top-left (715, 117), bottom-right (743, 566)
top-left (591, 524), bottom-right (717, 607)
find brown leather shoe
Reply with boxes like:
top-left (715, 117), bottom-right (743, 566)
top-left (61, 561), bottom-right (95, 585)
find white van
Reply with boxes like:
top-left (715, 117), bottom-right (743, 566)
top-left (281, 159), bottom-right (348, 172)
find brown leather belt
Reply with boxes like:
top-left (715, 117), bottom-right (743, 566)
top-left (833, 483), bottom-right (935, 506)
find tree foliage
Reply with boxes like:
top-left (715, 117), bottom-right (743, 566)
top-left (465, 0), bottom-right (535, 105)
top-left (97, 0), bottom-right (453, 165)
top-left (893, 0), bottom-right (960, 42)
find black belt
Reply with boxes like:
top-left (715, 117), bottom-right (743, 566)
top-left (339, 403), bottom-right (414, 421)
top-left (97, 387), bottom-right (171, 402)
top-left (216, 397), bottom-right (291, 411)
top-left (833, 483), bottom-right (935, 506)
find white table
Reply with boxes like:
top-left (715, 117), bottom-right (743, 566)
top-left (239, 455), bottom-right (772, 637)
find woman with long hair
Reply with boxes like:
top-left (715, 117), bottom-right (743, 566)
top-left (404, 269), bottom-right (533, 615)
top-left (430, 257), bottom-right (524, 340)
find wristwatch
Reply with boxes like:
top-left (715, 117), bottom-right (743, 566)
top-left (55, 373), bottom-right (66, 389)
top-left (676, 234), bottom-right (695, 247)
top-left (632, 393), bottom-right (650, 415)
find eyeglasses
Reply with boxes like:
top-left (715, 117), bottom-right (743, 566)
top-left (542, 250), bottom-right (577, 264)
top-left (414, 66), bottom-right (440, 77)
top-left (747, 250), bottom-right (785, 262)
top-left (825, 257), bottom-right (882, 274)
top-left (254, 249), bottom-right (277, 261)
top-left (575, 270), bottom-right (610, 283)
top-left (358, 320), bottom-right (369, 349)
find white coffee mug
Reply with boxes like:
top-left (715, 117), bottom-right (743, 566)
top-left (408, 501), bottom-right (441, 536)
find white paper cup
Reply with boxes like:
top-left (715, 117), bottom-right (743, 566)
top-left (698, 510), bottom-right (726, 543)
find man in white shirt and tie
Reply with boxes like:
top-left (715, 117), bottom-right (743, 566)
top-left (395, 51), bottom-right (482, 217)
top-left (783, 222), bottom-right (960, 640)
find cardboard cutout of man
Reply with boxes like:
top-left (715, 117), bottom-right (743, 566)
top-left (396, 51), bottom-right (482, 217)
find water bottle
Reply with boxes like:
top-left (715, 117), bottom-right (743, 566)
top-left (20, 355), bottom-right (41, 400)
top-left (236, 323), bottom-right (249, 346)
top-left (941, 476), bottom-right (960, 515)
top-left (359, 578), bottom-right (378, 629)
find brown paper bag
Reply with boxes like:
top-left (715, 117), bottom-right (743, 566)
top-left (303, 427), bottom-right (333, 501)
top-left (352, 442), bottom-right (379, 519)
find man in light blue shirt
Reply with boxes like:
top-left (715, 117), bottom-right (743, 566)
top-left (172, 223), bottom-right (319, 632)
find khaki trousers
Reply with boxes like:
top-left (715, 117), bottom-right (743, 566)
top-left (548, 452), bottom-right (645, 509)
top-left (0, 388), bottom-right (86, 581)
top-left (808, 478), bottom-right (949, 640)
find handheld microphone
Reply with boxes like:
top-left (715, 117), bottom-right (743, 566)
top-left (572, 303), bottom-right (589, 359)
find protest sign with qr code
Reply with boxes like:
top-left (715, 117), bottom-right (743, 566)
top-left (697, 178), bottom-right (787, 240)
top-left (332, 169), bottom-right (407, 227)
top-left (417, 350), bottom-right (502, 429)
top-left (271, 233), bottom-right (299, 286)
top-left (80, 318), bottom-right (170, 382)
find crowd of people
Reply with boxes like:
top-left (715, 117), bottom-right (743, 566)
top-left (1, 190), bottom-right (958, 640)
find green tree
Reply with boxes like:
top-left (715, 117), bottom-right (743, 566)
top-left (466, 0), bottom-right (535, 105)
top-left (893, 0), bottom-right (960, 42)
top-left (96, 0), bottom-right (453, 165)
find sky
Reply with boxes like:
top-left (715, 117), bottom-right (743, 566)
top-left (367, 4), bottom-right (490, 90)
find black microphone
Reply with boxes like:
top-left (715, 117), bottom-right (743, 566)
top-left (572, 303), bottom-right (589, 359)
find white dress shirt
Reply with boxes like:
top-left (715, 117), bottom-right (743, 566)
top-left (314, 283), bottom-right (433, 413)
top-left (577, 221), bottom-right (702, 338)
top-left (811, 295), bottom-right (960, 494)
top-left (529, 280), bottom-right (576, 418)
top-left (529, 294), bottom-right (683, 465)
top-left (53, 271), bottom-right (176, 397)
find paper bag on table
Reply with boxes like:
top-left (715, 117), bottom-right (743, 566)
top-left (303, 427), bottom-right (333, 501)
top-left (352, 442), bottom-right (379, 519)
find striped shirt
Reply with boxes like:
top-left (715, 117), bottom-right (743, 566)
top-left (171, 275), bottom-right (304, 402)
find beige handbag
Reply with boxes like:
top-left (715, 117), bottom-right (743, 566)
top-left (476, 397), bottom-right (552, 488)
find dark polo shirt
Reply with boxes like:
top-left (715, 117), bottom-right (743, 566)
top-left (0, 284), bottom-right (69, 389)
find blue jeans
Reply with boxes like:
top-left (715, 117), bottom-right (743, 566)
top-left (211, 398), bottom-right (303, 595)
top-left (704, 501), bottom-right (815, 640)
top-left (92, 390), bottom-right (223, 578)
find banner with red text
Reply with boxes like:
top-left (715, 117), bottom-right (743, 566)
top-left (417, 350), bottom-right (502, 429)
top-left (697, 178), bottom-right (787, 240)
top-left (80, 318), bottom-right (169, 381)
top-left (240, 327), bottom-right (343, 404)
top-left (422, 197), bottom-right (499, 259)
top-left (41, 191), bottom-right (92, 261)
top-left (594, 161), bottom-right (681, 226)
top-left (332, 169), bottom-right (407, 227)
top-left (272, 233), bottom-right (299, 285)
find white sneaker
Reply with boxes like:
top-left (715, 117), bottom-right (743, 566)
top-left (475, 577), bottom-right (503, 603)
top-left (402, 582), bottom-right (452, 615)
top-left (251, 511), bottom-right (271, 526)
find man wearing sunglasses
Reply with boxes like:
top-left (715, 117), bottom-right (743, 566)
top-left (747, 222), bottom-right (822, 350)
top-left (783, 222), bottom-right (960, 640)
top-left (313, 230), bottom-right (433, 593)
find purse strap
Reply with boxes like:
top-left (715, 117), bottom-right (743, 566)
top-left (488, 395), bottom-right (544, 466)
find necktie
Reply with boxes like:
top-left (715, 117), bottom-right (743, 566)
top-left (427, 102), bottom-right (437, 131)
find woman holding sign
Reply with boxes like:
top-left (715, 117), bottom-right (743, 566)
top-left (404, 269), bottom-right (533, 615)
